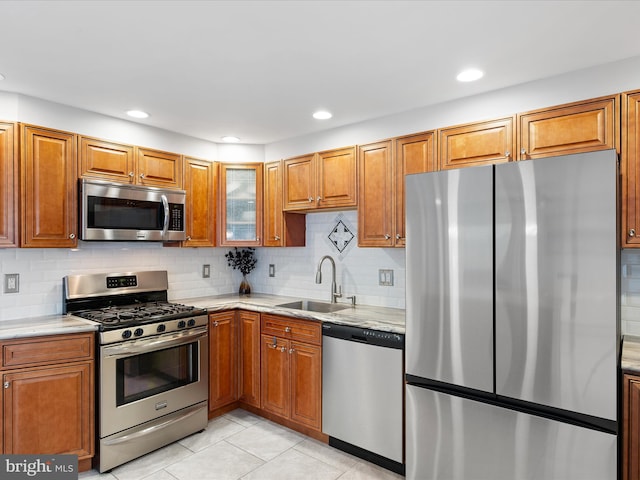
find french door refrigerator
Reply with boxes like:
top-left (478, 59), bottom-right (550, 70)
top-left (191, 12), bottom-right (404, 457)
top-left (405, 150), bottom-right (619, 480)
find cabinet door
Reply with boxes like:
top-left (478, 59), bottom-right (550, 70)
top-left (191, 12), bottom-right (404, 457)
top-left (184, 157), bottom-right (217, 247)
top-left (624, 373), bottom-right (640, 480)
top-left (3, 362), bottom-right (93, 458)
top-left (439, 117), bottom-right (515, 170)
top-left (261, 335), bottom-right (289, 418)
top-left (0, 122), bottom-right (18, 248)
top-left (78, 136), bottom-right (135, 183)
top-left (20, 125), bottom-right (77, 248)
top-left (219, 163), bottom-right (263, 246)
top-left (317, 146), bottom-right (357, 209)
top-left (238, 310), bottom-right (261, 407)
top-left (209, 312), bottom-right (238, 411)
top-left (264, 161), bottom-right (305, 247)
top-left (136, 147), bottom-right (182, 188)
top-left (623, 91), bottom-right (640, 247)
top-left (283, 154), bottom-right (316, 211)
top-left (289, 341), bottom-right (322, 430)
top-left (358, 141), bottom-right (394, 247)
top-left (518, 96), bottom-right (618, 160)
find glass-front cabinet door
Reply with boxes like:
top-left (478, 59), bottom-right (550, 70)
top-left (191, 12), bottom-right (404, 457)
top-left (218, 163), bottom-right (263, 246)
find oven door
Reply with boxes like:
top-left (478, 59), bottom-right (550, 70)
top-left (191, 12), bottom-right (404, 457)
top-left (100, 326), bottom-right (208, 438)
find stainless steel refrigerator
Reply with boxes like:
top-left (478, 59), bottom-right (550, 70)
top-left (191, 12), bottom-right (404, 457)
top-left (405, 150), bottom-right (619, 480)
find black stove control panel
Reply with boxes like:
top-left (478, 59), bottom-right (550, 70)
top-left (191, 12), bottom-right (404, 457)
top-left (106, 275), bottom-right (138, 289)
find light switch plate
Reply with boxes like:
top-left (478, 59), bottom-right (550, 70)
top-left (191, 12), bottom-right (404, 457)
top-left (202, 264), bottom-right (210, 278)
top-left (378, 269), bottom-right (394, 286)
top-left (269, 264), bottom-right (276, 277)
top-left (4, 273), bottom-right (19, 293)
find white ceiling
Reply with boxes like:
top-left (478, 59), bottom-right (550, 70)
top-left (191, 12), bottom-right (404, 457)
top-left (1, 0), bottom-right (640, 145)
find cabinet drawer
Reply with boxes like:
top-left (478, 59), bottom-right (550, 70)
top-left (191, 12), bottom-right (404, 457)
top-left (261, 314), bottom-right (321, 345)
top-left (1, 333), bottom-right (94, 369)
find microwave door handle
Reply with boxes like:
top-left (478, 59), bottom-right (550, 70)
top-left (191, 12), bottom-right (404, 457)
top-left (161, 194), bottom-right (169, 238)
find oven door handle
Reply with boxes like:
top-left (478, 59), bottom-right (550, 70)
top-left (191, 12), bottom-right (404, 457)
top-left (103, 326), bottom-right (207, 358)
top-left (101, 402), bottom-right (205, 446)
top-left (161, 194), bottom-right (169, 239)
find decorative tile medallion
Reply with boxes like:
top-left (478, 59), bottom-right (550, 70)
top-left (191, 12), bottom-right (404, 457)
top-left (327, 214), bottom-right (355, 255)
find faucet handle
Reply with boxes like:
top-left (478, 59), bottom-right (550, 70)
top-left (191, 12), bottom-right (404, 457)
top-left (346, 295), bottom-right (356, 306)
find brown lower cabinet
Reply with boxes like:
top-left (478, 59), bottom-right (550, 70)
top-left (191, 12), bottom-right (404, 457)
top-left (624, 372), bottom-right (640, 479)
top-left (209, 311), bottom-right (238, 411)
top-left (260, 314), bottom-right (322, 432)
top-left (0, 333), bottom-right (94, 472)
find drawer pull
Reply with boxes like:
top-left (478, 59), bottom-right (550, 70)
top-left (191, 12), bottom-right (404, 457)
top-left (285, 327), bottom-right (291, 333)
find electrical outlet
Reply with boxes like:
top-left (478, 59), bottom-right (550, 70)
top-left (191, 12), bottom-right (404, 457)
top-left (269, 264), bottom-right (276, 277)
top-left (4, 273), bottom-right (19, 293)
top-left (202, 264), bottom-right (210, 278)
top-left (378, 269), bottom-right (394, 286)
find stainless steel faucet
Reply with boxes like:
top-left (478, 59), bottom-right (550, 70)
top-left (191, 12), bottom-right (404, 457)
top-left (315, 255), bottom-right (342, 303)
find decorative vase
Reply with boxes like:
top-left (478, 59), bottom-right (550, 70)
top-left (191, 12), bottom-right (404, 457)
top-left (239, 274), bottom-right (251, 295)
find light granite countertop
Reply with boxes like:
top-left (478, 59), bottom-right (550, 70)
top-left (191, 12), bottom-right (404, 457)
top-left (175, 293), bottom-right (406, 334)
top-left (0, 294), bottom-right (405, 340)
top-left (0, 314), bottom-right (99, 340)
top-left (622, 335), bottom-right (640, 373)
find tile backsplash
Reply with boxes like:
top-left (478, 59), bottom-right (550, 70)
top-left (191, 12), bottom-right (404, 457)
top-left (622, 249), bottom-right (640, 336)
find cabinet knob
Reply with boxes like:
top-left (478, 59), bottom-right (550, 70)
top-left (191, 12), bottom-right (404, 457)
top-left (289, 348), bottom-right (295, 354)
top-left (384, 234), bottom-right (391, 240)
top-left (4, 381), bottom-right (9, 389)
top-left (139, 173), bottom-right (145, 179)
top-left (69, 233), bottom-right (76, 239)
top-left (505, 151), bottom-right (511, 158)
top-left (285, 326), bottom-right (291, 333)
top-left (213, 321), bottom-right (218, 327)
top-left (129, 172), bottom-right (135, 178)
top-left (274, 235), bottom-right (281, 241)
top-left (186, 236), bottom-right (192, 241)
top-left (630, 229), bottom-right (636, 238)
top-left (280, 346), bottom-right (287, 353)
top-left (396, 234), bottom-right (402, 240)
top-left (308, 197), bottom-right (314, 202)
top-left (317, 196), bottom-right (322, 202)
top-left (520, 148), bottom-right (526, 155)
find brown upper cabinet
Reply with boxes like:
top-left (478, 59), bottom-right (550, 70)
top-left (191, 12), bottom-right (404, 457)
top-left (78, 136), bottom-right (135, 183)
top-left (0, 122), bottom-right (18, 248)
top-left (21, 124), bottom-right (78, 248)
top-left (218, 162), bottom-right (263, 246)
top-left (623, 90), bottom-right (640, 247)
top-left (438, 116), bottom-right (515, 170)
top-left (183, 157), bottom-right (217, 247)
top-left (517, 95), bottom-right (619, 160)
top-left (263, 160), bottom-right (305, 247)
top-left (358, 132), bottom-right (436, 248)
top-left (283, 146), bottom-right (357, 211)
top-left (79, 138), bottom-right (182, 189)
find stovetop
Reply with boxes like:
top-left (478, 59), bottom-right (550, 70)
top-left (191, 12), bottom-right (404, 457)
top-left (73, 301), bottom-right (207, 330)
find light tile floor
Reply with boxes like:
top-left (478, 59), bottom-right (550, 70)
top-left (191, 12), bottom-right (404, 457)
top-left (79, 409), bottom-right (405, 480)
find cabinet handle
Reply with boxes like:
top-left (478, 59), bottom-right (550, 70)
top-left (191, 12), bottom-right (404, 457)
top-left (4, 382), bottom-right (8, 389)
top-left (630, 229), bottom-right (636, 238)
top-left (317, 196), bottom-right (322, 202)
top-left (129, 172), bottom-right (135, 178)
top-left (520, 148), bottom-right (526, 155)
top-left (268, 343), bottom-right (278, 349)
top-left (274, 235), bottom-right (281, 241)
top-left (280, 346), bottom-right (287, 353)
top-left (213, 321), bottom-right (218, 327)
top-left (384, 234), bottom-right (391, 240)
top-left (140, 173), bottom-right (145, 179)
top-left (505, 151), bottom-right (511, 158)
top-left (69, 233), bottom-right (76, 239)
top-left (284, 326), bottom-right (291, 333)
top-left (289, 348), bottom-right (295, 354)
top-left (186, 236), bottom-right (192, 241)
top-left (308, 197), bottom-right (314, 202)
top-left (396, 234), bottom-right (402, 240)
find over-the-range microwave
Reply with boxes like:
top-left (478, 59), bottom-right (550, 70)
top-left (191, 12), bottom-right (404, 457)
top-left (79, 178), bottom-right (186, 242)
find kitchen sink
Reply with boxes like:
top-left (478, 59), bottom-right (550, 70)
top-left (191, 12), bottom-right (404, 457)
top-left (276, 300), bottom-right (349, 314)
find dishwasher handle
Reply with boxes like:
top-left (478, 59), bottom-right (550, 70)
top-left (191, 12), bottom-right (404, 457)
top-left (322, 323), bottom-right (404, 350)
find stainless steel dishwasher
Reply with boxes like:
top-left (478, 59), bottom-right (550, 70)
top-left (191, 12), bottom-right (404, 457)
top-left (322, 323), bottom-right (405, 475)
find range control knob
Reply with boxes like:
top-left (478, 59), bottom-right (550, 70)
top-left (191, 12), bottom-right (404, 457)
top-left (178, 320), bottom-right (186, 329)
top-left (134, 328), bottom-right (144, 337)
top-left (156, 324), bottom-right (166, 333)
top-left (122, 330), bottom-right (132, 339)
top-left (187, 319), bottom-right (196, 327)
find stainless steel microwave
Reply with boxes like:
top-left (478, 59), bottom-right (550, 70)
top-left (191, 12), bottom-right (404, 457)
top-left (79, 178), bottom-right (186, 242)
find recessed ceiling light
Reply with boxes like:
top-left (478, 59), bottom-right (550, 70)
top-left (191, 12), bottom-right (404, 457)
top-left (0, 73), bottom-right (5, 81)
top-left (313, 110), bottom-right (332, 120)
top-left (456, 68), bottom-right (484, 82)
top-left (126, 110), bottom-right (149, 119)
top-left (221, 136), bottom-right (240, 143)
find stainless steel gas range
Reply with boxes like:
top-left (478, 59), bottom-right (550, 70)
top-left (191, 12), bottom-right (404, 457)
top-left (63, 271), bottom-right (208, 473)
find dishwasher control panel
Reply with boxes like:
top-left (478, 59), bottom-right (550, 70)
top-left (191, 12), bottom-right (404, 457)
top-left (322, 323), bottom-right (404, 349)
